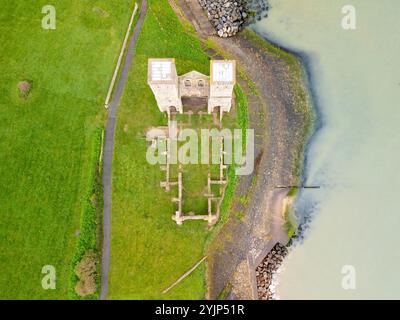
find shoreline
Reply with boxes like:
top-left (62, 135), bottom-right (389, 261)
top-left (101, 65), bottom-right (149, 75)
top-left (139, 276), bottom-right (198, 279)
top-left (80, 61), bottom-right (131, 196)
top-left (254, 28), bottom-right (323, 236)
top-left (207, 28), bottom-right (316, 299)
top-left (248, 29), bottom-right (320, 299)
top-left (172, 0), bottom-right (315, 299)
top-left (252, 29), bottom-right (324, 299)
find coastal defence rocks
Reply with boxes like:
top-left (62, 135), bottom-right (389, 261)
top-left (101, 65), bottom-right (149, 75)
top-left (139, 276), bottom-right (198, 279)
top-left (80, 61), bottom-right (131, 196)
top-left (255, 243), bottom-right (288, 300)
top-left (198, 0), bottom-right (269, 37)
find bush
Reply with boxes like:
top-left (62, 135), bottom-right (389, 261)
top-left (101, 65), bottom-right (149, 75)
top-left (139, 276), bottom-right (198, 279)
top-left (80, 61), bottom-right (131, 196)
top-left (75, 250), bottom-right (98, 297)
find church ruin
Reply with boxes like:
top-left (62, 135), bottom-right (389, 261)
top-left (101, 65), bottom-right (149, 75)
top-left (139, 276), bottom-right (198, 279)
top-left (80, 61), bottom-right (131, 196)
top-left (148, 58), bottom-right (236, 117)
top-left (147, 58), bottom-right (236, 225)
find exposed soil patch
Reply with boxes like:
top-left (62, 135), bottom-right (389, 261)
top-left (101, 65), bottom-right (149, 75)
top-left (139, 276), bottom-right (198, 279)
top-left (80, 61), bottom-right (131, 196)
top-left (181, 96), bottom-right (208, 109)
top-left (18, 80), bottom-right (32, 99)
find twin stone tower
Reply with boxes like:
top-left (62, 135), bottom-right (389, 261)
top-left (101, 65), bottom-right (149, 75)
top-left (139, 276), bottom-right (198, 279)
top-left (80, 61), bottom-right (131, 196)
top-left (147, 58), bottom-right (236, 116)
top-left (146, 58), bottom-right (236, 225)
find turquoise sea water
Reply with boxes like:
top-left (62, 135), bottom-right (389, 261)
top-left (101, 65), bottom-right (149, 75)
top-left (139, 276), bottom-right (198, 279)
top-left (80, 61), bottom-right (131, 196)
top-left (253, 0), bottom-right (400, 299)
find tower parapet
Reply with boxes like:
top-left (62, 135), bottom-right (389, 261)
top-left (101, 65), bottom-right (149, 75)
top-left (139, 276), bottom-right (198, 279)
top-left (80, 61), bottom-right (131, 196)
top-left (208, 60), bottom-right (236, 114)
top-left (147, 58), bottom-right (183, 113)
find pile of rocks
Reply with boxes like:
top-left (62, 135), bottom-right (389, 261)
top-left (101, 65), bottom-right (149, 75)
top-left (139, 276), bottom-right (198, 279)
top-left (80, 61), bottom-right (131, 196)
top-left (255, 243), bottom-right (288, 300)
top-left (198, 0), bottom-right (269, 37)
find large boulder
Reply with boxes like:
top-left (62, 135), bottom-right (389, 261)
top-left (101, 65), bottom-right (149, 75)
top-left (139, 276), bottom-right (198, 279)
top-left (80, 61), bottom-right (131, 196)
top-left (198, 0), bottom-right (269, 37)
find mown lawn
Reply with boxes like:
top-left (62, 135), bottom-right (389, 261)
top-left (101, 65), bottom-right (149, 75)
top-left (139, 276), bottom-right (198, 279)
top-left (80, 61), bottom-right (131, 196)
top-left (0, 0), bottom-right (133, 299)
top-left (109, 0), bottom-right (245, 299)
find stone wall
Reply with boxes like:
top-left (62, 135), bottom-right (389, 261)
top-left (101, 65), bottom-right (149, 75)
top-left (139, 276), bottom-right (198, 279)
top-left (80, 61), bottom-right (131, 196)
top-left (198, 0), bottom-right (269, 37)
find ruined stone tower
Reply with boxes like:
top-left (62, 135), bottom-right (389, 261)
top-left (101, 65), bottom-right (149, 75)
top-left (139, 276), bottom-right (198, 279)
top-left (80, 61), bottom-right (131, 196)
top-left (147, 58), bottom-right (183, 113)
top-left (208, 60), bottom-right (236, 114)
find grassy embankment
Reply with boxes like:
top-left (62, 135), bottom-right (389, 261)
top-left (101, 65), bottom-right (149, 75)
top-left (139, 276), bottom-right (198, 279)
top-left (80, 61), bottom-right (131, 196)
top-left (108, 0), bottom-right (247, 299)
top-left (0, 1), bottom-right (133, 299)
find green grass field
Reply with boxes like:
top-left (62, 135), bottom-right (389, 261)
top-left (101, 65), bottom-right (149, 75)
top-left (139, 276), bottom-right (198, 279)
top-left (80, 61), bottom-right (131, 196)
top-left (108, 0), bottom-right (246, 299)
top-left (0, 0), bottom-right (133, 299)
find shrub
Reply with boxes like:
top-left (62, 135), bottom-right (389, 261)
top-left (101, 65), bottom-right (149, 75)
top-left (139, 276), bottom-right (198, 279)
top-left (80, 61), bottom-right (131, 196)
top-left (75, 250), bottom-right (98, 297)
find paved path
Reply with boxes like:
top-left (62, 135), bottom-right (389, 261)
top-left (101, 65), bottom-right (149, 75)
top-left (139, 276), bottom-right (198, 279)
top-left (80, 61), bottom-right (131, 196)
top-left (100, 0), bottom-right (147, 300)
